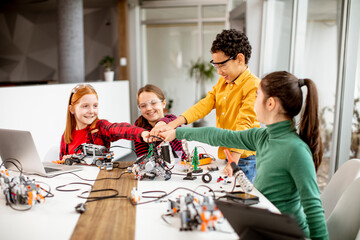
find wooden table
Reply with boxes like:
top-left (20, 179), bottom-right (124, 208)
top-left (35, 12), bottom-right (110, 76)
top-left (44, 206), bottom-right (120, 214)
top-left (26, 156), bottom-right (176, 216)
top-left (71, 162), bottom-right (137, 240)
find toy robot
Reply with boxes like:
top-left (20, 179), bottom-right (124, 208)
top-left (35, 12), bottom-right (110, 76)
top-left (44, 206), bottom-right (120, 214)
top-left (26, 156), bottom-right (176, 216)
top-left (0, 169), bottom-right (45, 207)
top-left (166, 193), bottom-right (222, 231)
top-left (129, 143), bottom-right (174, 181)
top-left (64, 143), bottom-right (115, 170)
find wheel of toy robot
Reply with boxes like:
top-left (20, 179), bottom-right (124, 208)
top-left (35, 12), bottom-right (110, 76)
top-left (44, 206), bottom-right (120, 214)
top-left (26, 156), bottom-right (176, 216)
top-left (83, 156), bottom-right (93, 165)
top-left (5, 189), bottom-right (15, 204)
top-left (202, 173), bottom-right (212, 183)
top-left (95, 159), bottom-right (103, 167)
top-left (65, 158), bottom-right (73, 165)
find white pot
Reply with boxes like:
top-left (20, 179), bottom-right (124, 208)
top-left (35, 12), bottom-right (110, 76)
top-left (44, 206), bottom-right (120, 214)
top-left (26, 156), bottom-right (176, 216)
top-left (104, 71), bottom-right (114, 82)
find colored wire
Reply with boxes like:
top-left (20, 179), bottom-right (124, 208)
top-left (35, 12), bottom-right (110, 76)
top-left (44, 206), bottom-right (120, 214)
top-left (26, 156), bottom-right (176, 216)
top-left (0, 158), bottom-right (24, 175)
top-left (141, 190), bottom-right (167, 199)
top-left (31, 169), bottom-right (129, 182)
top-left (129, 186), bottom-right (213, 206)
top-left (56, 182), bottom-right (93, 191)
top-left (35, 180), bottom-right (54, 198)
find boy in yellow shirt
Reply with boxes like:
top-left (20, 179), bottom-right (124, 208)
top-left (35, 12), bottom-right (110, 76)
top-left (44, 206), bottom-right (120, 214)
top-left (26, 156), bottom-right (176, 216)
top-left (151, 29), bottom-right (260, 182)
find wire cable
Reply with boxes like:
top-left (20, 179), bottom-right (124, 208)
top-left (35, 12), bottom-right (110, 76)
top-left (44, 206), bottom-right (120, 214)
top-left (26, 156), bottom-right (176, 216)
top-left (129, 186), bottom-right (212, 206)
top-left (30, 169), bottom-right (129, 182)
top-left (0, 158), bottom-right (24, 175)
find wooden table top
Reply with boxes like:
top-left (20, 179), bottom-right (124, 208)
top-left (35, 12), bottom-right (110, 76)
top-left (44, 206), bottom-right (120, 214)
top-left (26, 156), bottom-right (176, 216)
top-left (71, 162), bottom-right (137, 240)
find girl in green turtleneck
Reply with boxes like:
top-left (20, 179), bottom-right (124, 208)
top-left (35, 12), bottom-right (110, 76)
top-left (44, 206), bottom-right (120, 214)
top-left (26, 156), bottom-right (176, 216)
top-left (160, 71), bottom-right (328, 240)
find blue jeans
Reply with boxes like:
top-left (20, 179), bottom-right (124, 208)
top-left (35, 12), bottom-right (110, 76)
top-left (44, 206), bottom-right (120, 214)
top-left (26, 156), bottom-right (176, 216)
top-left (237, 155), bottom-right (257, 183)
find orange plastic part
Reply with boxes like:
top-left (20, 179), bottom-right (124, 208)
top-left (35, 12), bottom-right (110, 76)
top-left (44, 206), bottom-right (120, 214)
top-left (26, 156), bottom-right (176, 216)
top-left (52, 160), bottom-right (65, 164)
top-left (27, 191), bottom-right (33, 205)
top-left (223, 149), bottom-right (234, 163)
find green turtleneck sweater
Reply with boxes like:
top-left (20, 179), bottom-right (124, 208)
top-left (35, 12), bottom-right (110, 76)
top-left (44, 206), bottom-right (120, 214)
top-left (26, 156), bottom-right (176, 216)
top-left (176, 120), bottom-right (328, 240)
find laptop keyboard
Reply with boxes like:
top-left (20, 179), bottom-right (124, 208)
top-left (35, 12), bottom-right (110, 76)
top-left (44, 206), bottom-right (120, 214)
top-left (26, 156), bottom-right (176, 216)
top-left (44, 167), bottom-right (60, 173)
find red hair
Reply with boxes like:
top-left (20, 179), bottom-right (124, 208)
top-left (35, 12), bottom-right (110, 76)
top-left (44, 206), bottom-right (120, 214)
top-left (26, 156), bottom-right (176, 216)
top-left (64, 84), bottom-right (99, 144)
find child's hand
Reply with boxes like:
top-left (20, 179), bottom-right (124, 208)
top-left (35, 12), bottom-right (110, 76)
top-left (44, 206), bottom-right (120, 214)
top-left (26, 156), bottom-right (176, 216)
top-left (159, 129), bottom-right (176, 142)
top-left (223, 163), bottom-right (234, 177)
top-left (150, 122), bottom-right (173, 137)
top-left (141, 131), bottom-right (150, 142)
top-left (62, 155), bottom-right (72, 161)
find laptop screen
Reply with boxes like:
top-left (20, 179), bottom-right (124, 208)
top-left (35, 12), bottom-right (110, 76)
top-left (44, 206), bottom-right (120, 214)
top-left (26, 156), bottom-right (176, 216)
top-left (215, 199), bottom-right (305, 240)
top-left (0, 128), bottom-right (47, 174)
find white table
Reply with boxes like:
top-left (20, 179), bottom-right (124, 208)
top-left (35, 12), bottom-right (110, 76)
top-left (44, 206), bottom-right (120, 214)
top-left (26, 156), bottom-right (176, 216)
top-left (0, 165), bottom-right (99, 240)
top-left (0, 141), bottom-right (279, 240)
top-left (135, 141), bottom-right (279, 240)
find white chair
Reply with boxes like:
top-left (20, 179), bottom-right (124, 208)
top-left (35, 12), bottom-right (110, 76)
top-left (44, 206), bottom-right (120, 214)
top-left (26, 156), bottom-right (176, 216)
top-left (320, 159), bottom-right (360, 219)
top-left (43, 145), bottom-right (61, 162)
top-left (326, 178), bottom-right (360, 240)
top-left (355, 229), bottom-right (360, 240)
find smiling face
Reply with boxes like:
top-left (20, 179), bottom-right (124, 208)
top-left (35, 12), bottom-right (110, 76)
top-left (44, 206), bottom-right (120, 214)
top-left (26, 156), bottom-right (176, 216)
top-left (70, 94), bottom-right (99, 130)
top-left (138, 91), bottom-right (166, 127)
top-left (211, 51), bottom-right (246, 83)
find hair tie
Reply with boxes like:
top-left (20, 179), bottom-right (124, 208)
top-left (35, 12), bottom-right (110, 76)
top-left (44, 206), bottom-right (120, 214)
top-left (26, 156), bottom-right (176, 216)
top-left (298, 79), bottom-right (305, 88)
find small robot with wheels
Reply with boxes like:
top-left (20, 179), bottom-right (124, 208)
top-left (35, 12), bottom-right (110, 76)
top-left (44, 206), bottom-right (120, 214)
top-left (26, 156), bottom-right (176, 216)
top-left (64, 143), bottom-right (115, 170)
top-left (129, 142), bottom-right (174, 181)
top-left (0, 169), bottom-right (45, 207)
top-left (166, 194), bottom-right (222, 231)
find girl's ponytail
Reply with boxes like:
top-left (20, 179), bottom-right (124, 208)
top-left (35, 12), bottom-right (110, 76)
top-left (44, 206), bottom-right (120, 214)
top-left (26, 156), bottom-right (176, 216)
top-left (298, 78), bottom-right (323, 171)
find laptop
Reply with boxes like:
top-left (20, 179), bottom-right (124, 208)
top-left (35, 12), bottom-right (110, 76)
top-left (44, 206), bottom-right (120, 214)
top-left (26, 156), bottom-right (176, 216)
top-left (0, 128), bottom-right (82, 176)
top-left (215, 199), bottom-right (305, 240)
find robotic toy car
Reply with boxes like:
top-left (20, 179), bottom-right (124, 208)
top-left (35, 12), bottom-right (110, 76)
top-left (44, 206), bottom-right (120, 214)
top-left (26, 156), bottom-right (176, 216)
top-left (129, 142), bottom-right (174, 181)
top-left (64, 143), bottom-right (115, 170)
top-left (0, 169), bottom-right (45, 207)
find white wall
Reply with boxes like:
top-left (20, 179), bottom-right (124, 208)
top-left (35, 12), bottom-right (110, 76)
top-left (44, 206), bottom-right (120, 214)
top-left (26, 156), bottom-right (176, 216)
top-left (0, 81), bottom-right (132, 162)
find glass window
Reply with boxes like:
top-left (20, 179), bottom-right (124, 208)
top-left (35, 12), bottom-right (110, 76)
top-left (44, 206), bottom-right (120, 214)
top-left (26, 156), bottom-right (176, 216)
top-left (304, 0), bottom-right (341, 191)
top-left (141, 3), bottom-right (227, 122)
top-left (141, 7), bottom-right (197, 21)
top-left (261, 0), bottom-right (293, 74)
top-left (230, 0), bottom-right (245, 10)
top-left (201, 22), bottom-right (226, 126)
top-left (202, 5), bottom-right (227, 18)
top-left (143, 23), bottom-right (199, 116)
top-left (350, 37), bottom-right (360, 160)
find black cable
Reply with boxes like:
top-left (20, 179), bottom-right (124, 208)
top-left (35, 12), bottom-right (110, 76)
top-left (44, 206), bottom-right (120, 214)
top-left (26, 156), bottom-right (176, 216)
top-left (129, 186), bottom-right (210, 206)
top-left (231, 174), bottom-right (237, 192)
top-left (171, 172), bottom-right (209, 177)
top-left (56, 182), bottom-right (128, 204)
top-left (30, 169), bottom-right (129, 182)
top-left (161, 213), bottom-right (174, 225)
top-left (147, 135), bottom-right (163, 143)
top-left (4, 193), bottom-right (32, 211)
top-left (1, 158), bottom-right (55, 209)
top-left (35, 180), bottom-right (54, 198)
top-left (193, 185), bottom-right (216, 198)
top-left (1, 158), bottom-right (24, 175)
top-left (78, 188), bottom-right (120, 202)
top-left (56, 182), bottom-right (93, 192)
top-left (141, 190), bottom-right (167, 199)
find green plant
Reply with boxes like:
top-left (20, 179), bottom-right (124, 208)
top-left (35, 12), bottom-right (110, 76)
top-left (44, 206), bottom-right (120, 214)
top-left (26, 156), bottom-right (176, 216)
top-left (99, 56), bottom-right (114, 71)
top-left (319, 106), bottom-right (333, 154)
top-left (351, 97), bottom-right (360, 158)
top-left (320, 98), bottom-right (360, 158)
top-left (164, 99), bottom-right (173, 114)
top-left (188, 58), bottom-right (216, 102)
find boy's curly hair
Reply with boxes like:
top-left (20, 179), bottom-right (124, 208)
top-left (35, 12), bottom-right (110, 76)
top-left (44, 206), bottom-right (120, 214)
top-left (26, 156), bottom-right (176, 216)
top-left (211, 29), bottom-right (252, 64)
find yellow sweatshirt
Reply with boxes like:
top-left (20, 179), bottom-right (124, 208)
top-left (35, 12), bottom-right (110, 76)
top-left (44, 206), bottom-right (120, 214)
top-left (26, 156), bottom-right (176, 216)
top-left (182, 68), bottom-right (260, 159)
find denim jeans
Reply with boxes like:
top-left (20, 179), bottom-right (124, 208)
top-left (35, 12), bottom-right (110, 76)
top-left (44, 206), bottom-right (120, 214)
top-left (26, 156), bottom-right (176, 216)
top-left (237, 155), bottom-right (257, 183)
